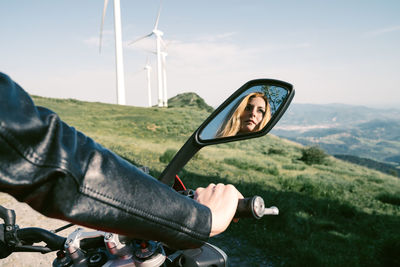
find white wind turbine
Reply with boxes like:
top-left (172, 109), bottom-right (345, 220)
top-left (144, 58), bottom-right (152, 107)
top-left (131, 57), bottom-right (153, 107)
top-left (99, 0), bottom-right (126, 105)
top-left (161, 50), bottom-right (168, 107)
top-left (130, 1), bottom-right (167, 107)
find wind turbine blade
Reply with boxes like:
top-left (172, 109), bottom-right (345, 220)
top-left (129, 32), bottom-right (154, 45)
top-left (132, 68), bottom-right (145, 76)
top-left (99, 0), bottom-right (109, 53)
top-left (154, 0), bottom-right (163, 30)
top-left (142, 48), bottom-right (157, 55)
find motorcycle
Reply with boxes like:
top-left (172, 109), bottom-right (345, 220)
top-left (0, 79), bottom-right (294, 266)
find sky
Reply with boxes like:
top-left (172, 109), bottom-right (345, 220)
top-left (1, 0), bottom-right (400, 108)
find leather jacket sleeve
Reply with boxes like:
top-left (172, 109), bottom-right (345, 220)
top-left (0, 73), bottom-right (211, 249)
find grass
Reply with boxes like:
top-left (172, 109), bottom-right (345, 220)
top-left (30, 95), bottom-right (400, 266)
top-left (223, 157), bottom-right (280, 176)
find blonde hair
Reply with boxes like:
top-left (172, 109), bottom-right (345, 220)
top-left (216, 92), bottom-right (271, 138)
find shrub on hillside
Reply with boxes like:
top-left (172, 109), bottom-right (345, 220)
top-left (389, 169), bottom-right (399, 177)
top-left (159, 149), bottom-right (178, 164)
top-left (376, 193), bottom-right (400, 206)
top-left (299, 146), bottom-right (328, 165)
top-left (267, 147), bottom-right (286, 155)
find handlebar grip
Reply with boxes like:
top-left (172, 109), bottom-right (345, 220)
top-left (0, 205), bottom-right (16, 226)
top-left (234, 196), bottom-right (265, 219)
top-left (17, 228), bottom-right (66, 251)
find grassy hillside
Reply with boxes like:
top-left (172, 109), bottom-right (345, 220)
top-left (335, 154), bottom-right (399, 178)
top-left (30, 96), bottom-right (400, 266)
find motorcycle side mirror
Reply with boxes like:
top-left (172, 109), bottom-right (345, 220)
top-left (197, 80), bottom-right (293, 143)
top-left (158, 79), bottom-right (294, 185)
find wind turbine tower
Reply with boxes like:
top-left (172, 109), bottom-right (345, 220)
top-left (161, 51), bottom-right (168, 107)
top-left (154, 25), bottom-right (164, 107)
top-left (99, 0), bottom-right (126, 105)
top-left (144, 59), bottom-right (152, 107)
top-left (130, 1), bottom-right (167, 107)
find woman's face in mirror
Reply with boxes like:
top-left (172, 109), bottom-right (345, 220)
top-left (239, 96), bottom-right (266, 133)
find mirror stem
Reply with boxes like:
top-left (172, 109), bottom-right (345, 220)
top-left (158, 134), bottom-right (201, 185)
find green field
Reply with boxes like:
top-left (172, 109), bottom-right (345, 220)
top-left (32, 95), bottom-right (400, 267)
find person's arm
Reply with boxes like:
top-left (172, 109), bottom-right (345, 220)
top-left (0, 73), bottom-right (212, 249)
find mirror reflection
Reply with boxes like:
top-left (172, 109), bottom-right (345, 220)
top-left (199, 84), bottom-right (289, 140)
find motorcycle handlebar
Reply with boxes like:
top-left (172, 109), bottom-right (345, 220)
top-left (0, 205), bottom-right (15, 226)
top-left (16, 227), bottom-right (66, 251)
top-left (2, 196), bottom-right (277, 255)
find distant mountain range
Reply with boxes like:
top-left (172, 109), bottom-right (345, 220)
top-left (275, 103), bottom-right (400, 128)
top-left (272, 103), bottom-right (400, 166)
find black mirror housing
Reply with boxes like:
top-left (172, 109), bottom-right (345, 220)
top-left (196, 79), bottom-right (294, 145)
top-left (158, 79), bottom-right (294, 185)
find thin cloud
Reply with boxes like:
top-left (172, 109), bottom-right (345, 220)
top-left (84, 30), bottom-right (113, 47)
top-left (365, 25), bottom-right (400, 37)
top-left (165, 39), bottom-right (255, 71)
top-left (83, 37), bottom-right (99, 46)
top-left (196, 32), bottom-right (237, 42)
top-left (263, 42), bottom-right (312, 51)
top-left (294, 42), bottom-right (312, 48)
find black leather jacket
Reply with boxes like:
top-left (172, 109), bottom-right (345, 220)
top-left (0, 73), bottom-right (211, 249)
